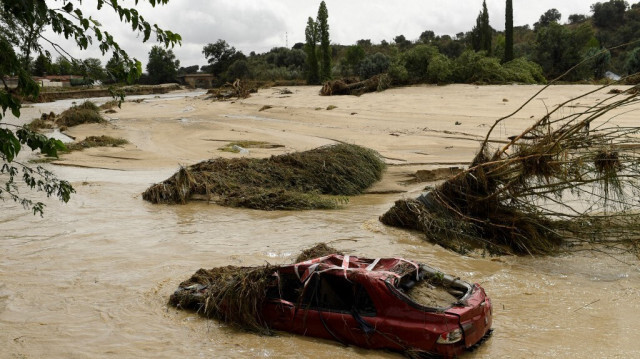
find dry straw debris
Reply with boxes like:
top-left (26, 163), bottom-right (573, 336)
top-left (207, 79), bottom-right (254, 100)
top-left (381, 77), bottom-right (640, 257)
top-left (169, 264), bottom-right (279, 334)
top-left (168, 243), bottom-right (341, 334)
top-left (320, 74), bottom-right (391, 96)
top-left (56, 101), bottom-right (104, 127)
top-left (143, 144), bottom-right (385, 210)
top-left (65, 135), bottom-right (128, 151)
top-left (294, 242), bottom-right (343, 262)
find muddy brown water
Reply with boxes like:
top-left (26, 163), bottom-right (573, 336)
top-left (3, 93), bottom-right (640, 358)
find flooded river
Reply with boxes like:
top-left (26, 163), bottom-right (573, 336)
top-left (2, 88), bottom-right (640, 358)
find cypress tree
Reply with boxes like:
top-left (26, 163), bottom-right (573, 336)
top-left (317, 1), bottom-right (331, 81)
top-left (481, 0), bottom-right (492, 55)
top-left (505, 0), bottom-right (514, 62)
top-left (304, 17), bottom-right (319, 84)
top-left (471, 0), bottom-right (492, 54)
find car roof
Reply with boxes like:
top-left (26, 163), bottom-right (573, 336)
top-left (278, 254), bottom-right (420, 284)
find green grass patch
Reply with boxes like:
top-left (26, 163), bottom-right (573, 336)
top-left (143, 143), bottom-right (386, 210)
top-left (28, 157), bottom-right (58, 164)
top-left (218, 141), bottom-right (284, 153)
top-left (65, 135), bottom-right (128, 152)
top-left (75, 101), bottom-right (99, 111)
top-left (57, 101), bottom-right (104, 127)
top-left (26, 118), bottom-right (53, 131)
top-left (26, 112), bottom-right (56, 132)
top-left (99, 100), bottom-right (120, 110)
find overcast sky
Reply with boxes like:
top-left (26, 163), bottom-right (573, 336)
top-left (44, 0), bottom-right (598, 69)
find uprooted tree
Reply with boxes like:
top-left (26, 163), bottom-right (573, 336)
top-left (0, 0), bottom-right (180, 215)
top-left (381, 78), bottom-right (640, 257)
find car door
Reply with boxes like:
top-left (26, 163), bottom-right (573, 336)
top-left (290, 273), bottom-right (394, 350)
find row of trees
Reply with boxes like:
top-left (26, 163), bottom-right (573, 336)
top-left (18, 48), bottom-right (180, 86)
top-left (13, 0), bottom-right (640, 88)
top-left (304, 1), bottom-right (331, 84)
top-left (330, 0), bottom-right (640, 83)
top-left (192, 0), bottom-right (640, 88)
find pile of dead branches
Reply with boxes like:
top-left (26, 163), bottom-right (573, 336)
top-left (382, 80), bottom-right (640, 256)
top-left (207, 79), bottom-right (255, 100)
top-left (320, 74), bottom-right (390, 96)
top-left (168, 243), bottom-right (341, 334)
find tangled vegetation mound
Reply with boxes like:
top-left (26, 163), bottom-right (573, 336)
top-left (26, 112), bottom-right (56, 131)
top-left (207, 79), bottom-right (255, 100)
top-left (321, 74), bottom-right (390, 96)
top-left (294, 243), bottom-right (342, 262)
top-left (168, 243), bottom-right (343, 334)
top-left (170, 264), bottom-right (278, 334)
top-left (382, 83), bottom-right (640, 256)
top-left (57, 101), bottom-right (104, 127)
top-left (66, 136), bottom-right (128, 151)
top-left (143, 144), bottom-right (385, 210)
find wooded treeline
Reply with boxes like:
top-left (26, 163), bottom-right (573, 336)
top-left (12, 0), bottom-right (640, 87)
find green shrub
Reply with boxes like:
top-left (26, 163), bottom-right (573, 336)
top-left (402, 45), bottom-right (439, 82)
top-left (583, 48), bottom-right (610, 80)
top-left (426, 54), bottom-right (453, 83)
top-left (388, 62), bottom-right (409, 85)
top-left (502, 58), bottom-right (547, 84)
top-left (358, 53), bottom-right (390, 79)
top-left (227, 59), bottom-right (252, 80)
top-left (26, 118), bottom-right (53, 131)
top-left (454, 50), bottom-right (506, 83)
top-left (624, 47), bottom-right (640, 75)
top-left (57, 102), bottom-right (104, 127)
top-left (76, 101), bottom-right (99, 111)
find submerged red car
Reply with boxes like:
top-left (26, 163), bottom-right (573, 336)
top-left (173, 254), bottom-right (492, 358)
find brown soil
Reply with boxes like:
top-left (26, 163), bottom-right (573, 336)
top-left (405, 280), bottom-right (459, 308)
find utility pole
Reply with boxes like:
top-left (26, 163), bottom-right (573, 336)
top-left (286, 32), bottom-right (288, 48)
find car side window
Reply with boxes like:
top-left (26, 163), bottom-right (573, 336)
top-left (301, 274), bottom-right (377, 316)
top-left (354, 285), bottom-right (377, 317)
top-left (266, 272), bottom-right (304, 303)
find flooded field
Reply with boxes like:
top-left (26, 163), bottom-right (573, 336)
top-left (2, 85), bottom-right (640, 358)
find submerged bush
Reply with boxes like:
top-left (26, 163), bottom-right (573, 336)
top-left (26, 118), bottom-right (53, 131)
top-left (143, 144), bottom-right (386, 210)
top-left (65, 135), bottom-right (128, 151)
top-left (57, 101), bottom-right (104, 127)
top-left (75, 101), bottom-right (99, 111)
